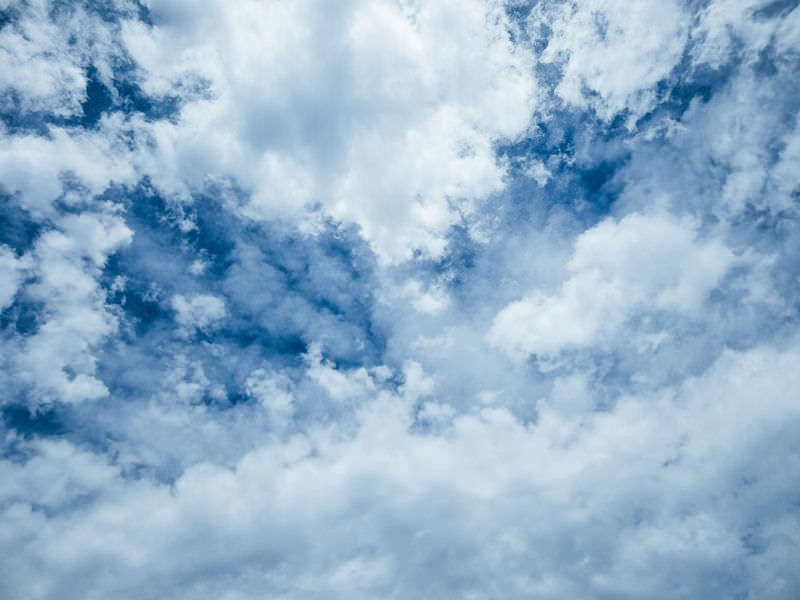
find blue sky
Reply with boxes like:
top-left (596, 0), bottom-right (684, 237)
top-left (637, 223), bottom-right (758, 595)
top-left (1, 0), bottom-right (800, 598)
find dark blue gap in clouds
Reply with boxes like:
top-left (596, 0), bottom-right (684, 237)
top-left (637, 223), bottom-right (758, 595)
top-left (81, 59), bottom-right (185, 126)
top-left (504, 2), bottom-right (534, 46)
top-left (753, 0), bottom-right (800, 19)
top-left (0, 91), bottom-right (55, 137)
top-left (49, 0), bottom-right (140, 23)
top-left (434, 224), bottom-right (477, 289)
top-left (495, 43), bottom-right (771, 222)
top-left (79, 66), bottom-right (114, 127)
top-left (497, 122), bottom-right (630, 221)
top-left (635, 40), bottom-right (746, 133)
top-left (0, 297), bottom-right (46, 336)
top-left (0, 199), bottom-right (45, 336)
top-left (402, 112), bottom-right (633, 313)
top-left (577, 159), bottom-right (627, 212)
top-left (2, 404), bottom-right (66, 439)
top-left (95, 182), bottom-right (385, 411)
top-left (0, 5), bottom-right (18, 30)
top-left (0, 196), bottom-right (42, 255)
top-left (106, 183), bottom-right (383, 349)
top-left (116, 79), bottom-right (183, 123)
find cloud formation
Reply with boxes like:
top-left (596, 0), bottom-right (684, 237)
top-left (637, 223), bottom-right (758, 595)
top-left (1, 0), bottom-right (799, 598)
top-left (489, 213), bottom-right (735, 359)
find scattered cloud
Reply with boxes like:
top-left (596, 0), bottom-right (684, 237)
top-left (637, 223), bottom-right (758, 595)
top-left (1, 0), bottom-right (799, 598)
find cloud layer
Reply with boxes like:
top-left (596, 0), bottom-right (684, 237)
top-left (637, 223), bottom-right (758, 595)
top-left (1, 0), bottom-right (799, 598)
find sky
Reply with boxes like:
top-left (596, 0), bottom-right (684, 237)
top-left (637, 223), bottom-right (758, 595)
top-left (1, 0), bottom-right (799, 598)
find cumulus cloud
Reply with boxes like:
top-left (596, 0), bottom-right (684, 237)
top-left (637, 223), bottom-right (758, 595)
top-left (1, 0), bottom-right (800, 598)
top-left (2, 339), bottom-right (800, 598)
top-left (171, 293), bottom-right (226, 331)
top-left (120, 0), bottom-right (538, 261)
top-left (535, 0), bottom-right (690, 121)
top-left (489, 213), bottom-right (735, 359)
top-left (4, 212), bottom-right (133, 404)
top-left (0, 0), bottom-right (88, 117)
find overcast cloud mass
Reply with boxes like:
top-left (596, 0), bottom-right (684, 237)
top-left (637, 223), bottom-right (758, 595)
top-left (1, 0), bottom-right (800, 598)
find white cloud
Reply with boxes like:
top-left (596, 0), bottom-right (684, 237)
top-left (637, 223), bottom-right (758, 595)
top-left (304, 342), bottom-right (376, 403)
top-left (489, 213), bottom-right (735, 359)
top-left (0, 0), bottom-right (86, 117)
top-left (121, 0), bottom-right (538, 262)
top-left (11, 212), bottom-right (133, 404)
top-left (2, 339), bottom-right (800, 598)
top-left (0, 119), bottom-right (138, 215)
top-left (690, 0), bottom-right (800, 68)
top-left (535, 0), bottom-right (689, 122)
top-left (245, 369), bottom-right (294, 430)
top-left (398, 279), bottom-right (450, 315)
top-left (0, 0), bottom-right (134, 117)
top-left (0, 440), bottom-right (117, 510)
top-left (1, 2), bottom-right (799, 598)
top-left (523, 158), bottom-right (552, 186)
top-left (172, 294), bottom-right (227, 331)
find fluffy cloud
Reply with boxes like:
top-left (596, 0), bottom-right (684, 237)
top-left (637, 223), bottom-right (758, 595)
top-left (2, 339), bottom-right (799, 599)
top-left (489, 213), bottom-right (734, 359)
top-left (535, 0), bottom-right (690, 121)
top-left (0, 0), bottom-right (138, 120)
top-left (121, 0), bottom-right (537, 261)
top-left (9, 212), bottom-right (133, 404)
top-left (172, 293), bottom-right (226, 331)
top-left (0, 120), bottom-right (138, 215)
top-left (0, 0), bottom-right (87, 117)
top-left (1, 0), bottom-right (799, 598)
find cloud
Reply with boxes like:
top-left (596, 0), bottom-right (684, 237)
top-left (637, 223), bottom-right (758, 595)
top-left (534, 0), bottom-right (689, 121)
top-left (2, 339), bottom-right (800, 599)
top-left (171, 293), bottom-right (226, 331)
top-left (0, 0), bottom-right (139, 122)
top-left (0, 119), bottom-right (138, 215)
top-left (5, 212), bottom-right (132, 404)
top-left (120, 0), bottom-right (538, 262)
top-left (488, 212), bottom-right (735, 359)
top-left (0, 0), bottom-right (87, 117)
top-left (1, 1), bottom-right (800, 598)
